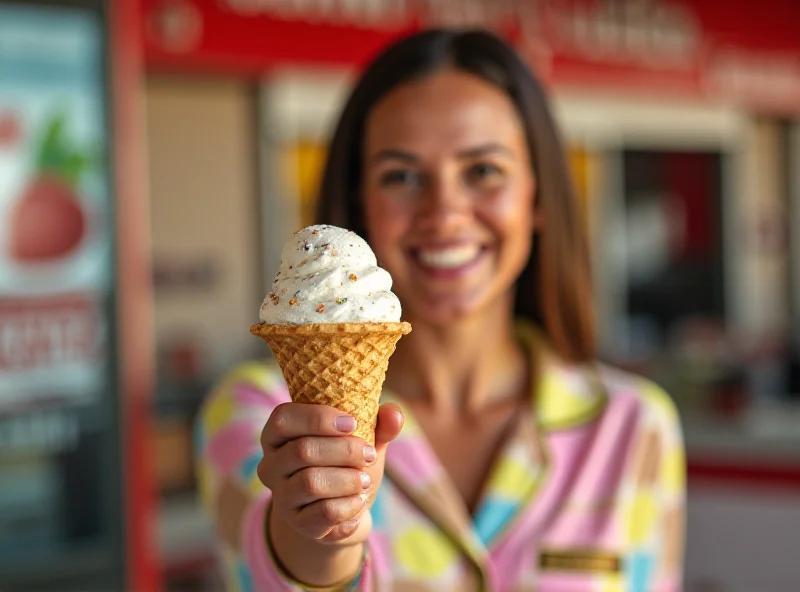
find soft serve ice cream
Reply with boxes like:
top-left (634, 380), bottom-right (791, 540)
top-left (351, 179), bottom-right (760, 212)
top-left (260, 225), bottom-right (401, 324)
top-left (252, 225), bottom-right (409, 445)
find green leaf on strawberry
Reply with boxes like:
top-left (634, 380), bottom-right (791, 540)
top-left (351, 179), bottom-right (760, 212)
top-left (34, 111), bottom-right (95, 186)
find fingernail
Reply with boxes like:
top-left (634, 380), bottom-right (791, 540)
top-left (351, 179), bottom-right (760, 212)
top-left (342, 518), bottom-right (360, 531)
top-left (360, 471), bottom-right (371, 489)
top-left (334, 415), bottom-right (356, 433)
top-left (363, 445), bottom-right (377, 464)
top-left (360, 492), bottom-right (369, 505)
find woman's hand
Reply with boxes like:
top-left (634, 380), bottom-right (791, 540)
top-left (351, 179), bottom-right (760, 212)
top-left (258, 402), bottom-right (404, 545)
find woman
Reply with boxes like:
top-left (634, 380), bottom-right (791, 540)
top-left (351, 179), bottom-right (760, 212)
top-left (196, 29), bottom-right (685, 591)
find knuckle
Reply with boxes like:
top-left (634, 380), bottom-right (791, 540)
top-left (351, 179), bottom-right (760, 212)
top-left (311, 410), bottom-right (327, 434)
top-left (294, 438), bottom-right (318, 465)
top-left (271, 403), bottom-right (292, 435)
top-left (319, 499), bottom-right (344, 524)
top-left (299, 468), bottom-right (324, 496)
top-left (344, 438), bottom-right (359, 460)
top-left (256, 459), bottom-right (269, 486)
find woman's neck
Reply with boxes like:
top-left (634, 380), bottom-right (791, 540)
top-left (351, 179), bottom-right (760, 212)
top-left (385, 296), bottom-right (529, 416)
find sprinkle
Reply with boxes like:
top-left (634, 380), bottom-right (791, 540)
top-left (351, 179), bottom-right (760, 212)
top-left (311, 230), bottom-right (318, 235)
top-left (316, 303), bottom-right (325, 313)
top-left (360, 306), bottom-right (364, 311)
top-left (349, 273), bottom-right (358, 281)
top-left (331, 249), bottom-right (338, 256)
top-left (299, 259), bottom-right (309, 267)
top-left (289, 297), bottom-right (298, 306)
top-left (303, 241), bottom-right (312, 251)
top-left (322, 243), bottom-right (330, 250)
top-left (335, 297), bottom-right (348, 304)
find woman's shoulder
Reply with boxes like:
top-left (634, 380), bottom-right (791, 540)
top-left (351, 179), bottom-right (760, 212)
top-left (595, 362), bottom-right (681, 429)
top-left (207, 358), bottom-right (290, 406)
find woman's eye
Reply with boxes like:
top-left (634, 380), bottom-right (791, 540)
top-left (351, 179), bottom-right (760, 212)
top-left (379, 169), bottom-right (420, 187)
top-left (466, 162), bottom-right (503, 182)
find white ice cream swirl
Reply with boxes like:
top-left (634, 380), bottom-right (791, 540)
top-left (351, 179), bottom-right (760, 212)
top-left (259, 225), bottom-right (401, 324)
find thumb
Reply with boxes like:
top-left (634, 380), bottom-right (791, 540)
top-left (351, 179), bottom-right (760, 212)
top-left (374, 402), bottom-right (404, 451)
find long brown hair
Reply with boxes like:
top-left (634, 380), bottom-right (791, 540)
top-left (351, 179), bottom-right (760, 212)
top-left (317, 29), bottom-right (595, 362)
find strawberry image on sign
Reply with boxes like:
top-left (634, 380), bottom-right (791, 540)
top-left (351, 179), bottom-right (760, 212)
top-left (10, 113), bottom-right (92, 263)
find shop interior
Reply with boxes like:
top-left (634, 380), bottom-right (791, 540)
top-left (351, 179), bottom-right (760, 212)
top-left (0, 1), bottom-right (798, 591)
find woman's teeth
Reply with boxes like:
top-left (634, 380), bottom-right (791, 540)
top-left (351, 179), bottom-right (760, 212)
top-left (417, 245), bottom-right (480, 269)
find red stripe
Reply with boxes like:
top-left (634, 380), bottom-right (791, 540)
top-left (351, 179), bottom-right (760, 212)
top-left (112, 0), bottom-right (160, 589)
top-left (688, 457), bottom-right (800, 493)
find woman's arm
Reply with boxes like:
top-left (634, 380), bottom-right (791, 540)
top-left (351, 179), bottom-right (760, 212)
top-left (625, 381), bottom-right (686, 592)
top-left (195, 362), bottom-right (373, 591)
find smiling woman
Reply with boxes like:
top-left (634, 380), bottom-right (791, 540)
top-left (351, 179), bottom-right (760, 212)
top-left (320, 32), bottom-right (594, 361)
top-left (359, 71), bottom-right (536, 328)
top-left (197, 29), bottom-right (685, 592)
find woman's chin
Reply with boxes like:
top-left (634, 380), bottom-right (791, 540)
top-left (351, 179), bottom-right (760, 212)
top-left (402, 294), bottom-right (487, 327)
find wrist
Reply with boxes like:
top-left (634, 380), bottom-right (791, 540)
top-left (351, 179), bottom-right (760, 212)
top-left (266, 500), bottom-right (365, 589)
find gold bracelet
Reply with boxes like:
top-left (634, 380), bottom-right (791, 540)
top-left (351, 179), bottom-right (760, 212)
top-left (263, 499), bottom-right (365, 591)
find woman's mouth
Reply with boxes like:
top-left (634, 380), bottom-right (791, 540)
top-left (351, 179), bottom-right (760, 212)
top-left (411, 244), bottom-right (485, 277)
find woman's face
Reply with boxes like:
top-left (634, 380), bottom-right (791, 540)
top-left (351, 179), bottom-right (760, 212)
top-left (362, 69), bottom-right (537, 326)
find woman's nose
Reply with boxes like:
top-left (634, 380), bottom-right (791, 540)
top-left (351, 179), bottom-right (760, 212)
top-left (415, 175), bottom-right (470, 229)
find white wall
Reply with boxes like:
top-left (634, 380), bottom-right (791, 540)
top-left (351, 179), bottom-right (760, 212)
top-left (733, 119), bottom-right (790, 336)
top-left (145, 77), bottom-right (262, 377)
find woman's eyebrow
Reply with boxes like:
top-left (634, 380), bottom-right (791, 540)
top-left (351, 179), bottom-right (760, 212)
top-left (369, 142), bottom-right (514, 165)
top-left (456, 142), bottom-right (514, 159)
top-left (370, 149), bottom-right (419, 165)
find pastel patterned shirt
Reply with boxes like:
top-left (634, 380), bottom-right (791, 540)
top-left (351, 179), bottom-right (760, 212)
top-left (195, 323), bottom-right (685, 591)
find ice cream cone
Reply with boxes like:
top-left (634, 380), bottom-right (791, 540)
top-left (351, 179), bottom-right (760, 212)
top-left (250, 321), bottom-right (411, 445)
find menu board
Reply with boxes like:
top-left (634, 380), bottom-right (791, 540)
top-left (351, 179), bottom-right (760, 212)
top-left (0, 3), bottom-right (123, 588)
top-left (0, 3), bottom-right (111, 410)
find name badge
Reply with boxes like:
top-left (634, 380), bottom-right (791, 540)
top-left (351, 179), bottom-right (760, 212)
top-left (540, 549), bottom-right (621, 574)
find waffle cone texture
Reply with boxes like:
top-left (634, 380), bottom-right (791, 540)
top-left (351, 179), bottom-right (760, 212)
top-left (250, 322), bottom-right (411, 445)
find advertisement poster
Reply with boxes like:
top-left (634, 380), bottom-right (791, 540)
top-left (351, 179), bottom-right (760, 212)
top-left (0, 5), bottom-right (111, 410)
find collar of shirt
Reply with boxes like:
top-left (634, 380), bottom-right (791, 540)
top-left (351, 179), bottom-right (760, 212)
top-left (380, 320), bottom-right (608, 582)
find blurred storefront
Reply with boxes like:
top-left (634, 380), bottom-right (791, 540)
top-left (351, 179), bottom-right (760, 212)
top-left (14, 0), bottom-right (789, 590)
top-left (0, 0), bottom-right (154, 589)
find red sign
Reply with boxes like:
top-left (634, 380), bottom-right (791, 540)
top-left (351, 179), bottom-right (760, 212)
top-left (141, 0), bottom-right (800, 115)
top-left (142, 0), bottom-right (800, 113)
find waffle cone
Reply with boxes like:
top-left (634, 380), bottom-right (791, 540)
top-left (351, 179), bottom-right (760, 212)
top-left (250, 321), bottom-right (411, 444)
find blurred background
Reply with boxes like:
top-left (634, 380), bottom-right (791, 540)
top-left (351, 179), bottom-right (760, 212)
top-left (0, 0), bottom-right (799, 590)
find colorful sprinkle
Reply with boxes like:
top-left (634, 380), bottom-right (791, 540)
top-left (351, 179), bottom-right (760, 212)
top-left (349, 273), bottom-right (358, 281)
top-left (316, 303), bottom-right (325, 313)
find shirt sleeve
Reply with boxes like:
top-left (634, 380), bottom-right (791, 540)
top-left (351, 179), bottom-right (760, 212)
top-left (624, 380), bottom-right (686, 592)
top-left (194, 361), bottom-right (376, 591)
